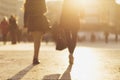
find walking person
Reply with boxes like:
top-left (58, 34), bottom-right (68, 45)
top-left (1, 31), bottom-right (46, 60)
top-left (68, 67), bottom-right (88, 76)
top-left (24, 0), bottom-right (50, 65)
top-left (104, 31), bottom-right (109, 43)
top-left (9, 15), bottom-right (18, 44)
top-left (0, 17), bottom-right (9, 45)
top-left (60, 0), bottom-right (80, 65)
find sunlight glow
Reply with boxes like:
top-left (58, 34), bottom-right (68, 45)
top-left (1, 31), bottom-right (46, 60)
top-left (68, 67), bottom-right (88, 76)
top-left (80, 0), bottom-right (98, 5)
top-left (46, 0), bottom-right (99, 10)
top-left (71, 47), bottom-right (101, 80)
top-left (46, 0), bottom-right (61, 2)
top-left (115, 0), bottom-right (120, 4)
top-left (73, 0), bottom-right (99, 7)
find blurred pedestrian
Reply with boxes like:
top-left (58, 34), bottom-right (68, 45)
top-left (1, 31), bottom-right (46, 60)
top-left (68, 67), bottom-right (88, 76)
top-left (24, 0), bottom-right (50, 64)
top-left (59, 0), bottom-right (80, 65)
top-left (9, 15), bottom-right (18, 44)
top-left (0, 17), bottom-right (9, 45)
top-left (115, 33), bottom-right (118, 42)
top-left (104, 32), bottom-right (109, 43)
top-left (91, 32), bottom-right (96, 42)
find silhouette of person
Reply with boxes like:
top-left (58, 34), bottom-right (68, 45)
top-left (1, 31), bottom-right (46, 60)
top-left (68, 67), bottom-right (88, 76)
top-left (104, 32), bottom-right (109, 43)
top-left (24, 0), bottom-right (50, 64)
top-left (115, 33), bottom-right (118, 42)
top-left (0, 17), bottom-right (9, 45)
top-left (9, 15), bottom-right (18, 44)
top-left (60, 0), bottom-right (80, 65)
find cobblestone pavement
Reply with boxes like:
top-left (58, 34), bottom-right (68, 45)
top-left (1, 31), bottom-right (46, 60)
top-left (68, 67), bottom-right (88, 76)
top-left (0, 42), bottom-right (120, 80)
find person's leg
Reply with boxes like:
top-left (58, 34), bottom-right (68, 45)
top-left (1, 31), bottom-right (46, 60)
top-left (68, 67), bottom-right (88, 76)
top-left (65, 30), bottom-right (73, 64)
top-left (65, 30), bottom-right (78, 64)
top-left (31, 31), bottom-right (43, 64)
top-left (13, 31), bottom-right (17, 44)
top-left (10, 32), bottom-right (15, 44)
top-left (70, 30), bottom-right (78, 53)
top-left (2, 34), bottom-right (6, 45)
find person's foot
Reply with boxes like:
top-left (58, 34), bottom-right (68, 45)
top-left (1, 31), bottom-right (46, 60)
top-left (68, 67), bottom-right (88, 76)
top-left (69, 54), bottom-right (74, 65)
top-left (33, 59), bottom-right (40, 65)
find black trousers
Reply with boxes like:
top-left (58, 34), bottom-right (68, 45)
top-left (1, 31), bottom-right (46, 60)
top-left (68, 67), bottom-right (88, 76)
top-left (2, 34), bottom-right (7, 44)
top-left (10, 31), bottom-right (17, 44)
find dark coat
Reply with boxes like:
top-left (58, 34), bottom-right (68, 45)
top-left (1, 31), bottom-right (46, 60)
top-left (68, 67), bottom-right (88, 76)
top-left (9, 16), bottom-right (18, 32)
top-left (0, 19), bottom-right (9, 35)
top-left (24, 0), bottom-right (49, 32)
top-left (60, 0), bottom-right (80, 31)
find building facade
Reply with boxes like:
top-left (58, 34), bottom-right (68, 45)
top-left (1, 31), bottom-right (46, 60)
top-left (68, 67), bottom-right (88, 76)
top-left (0, 0), bottom-right (18, 21)
top-left (80, 0), bottom-right (120, 32)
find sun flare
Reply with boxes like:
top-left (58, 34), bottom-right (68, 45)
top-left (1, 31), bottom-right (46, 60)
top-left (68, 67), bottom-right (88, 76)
top-left (71, 47), bottom-right (101, 80)
top-left (115, 0), bottom-right (120, 4)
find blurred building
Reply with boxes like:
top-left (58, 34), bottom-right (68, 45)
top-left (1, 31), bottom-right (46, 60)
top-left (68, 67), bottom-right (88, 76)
top-left (0, 0), bottom-right (17, 39)
top-left (46, 0), bottom-right (120, 33)
top-left (0, 0), bottom-right (24, 27)
top-left (80, 0), bottom-right (120, 33)
top-left (17, 0), bottom-right (24, 28)
top-left (0, 0), bottom-right (18, 21)
top-left (78, 0), bottom-right (120, 41)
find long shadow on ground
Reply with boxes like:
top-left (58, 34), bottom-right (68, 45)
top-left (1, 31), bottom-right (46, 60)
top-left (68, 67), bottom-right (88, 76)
top-left (42, 65), bottom-right (72, 80)
top-left (59, 65), bottom-right (72, 80)
top-left (7, 64), bottom-right (34, 80)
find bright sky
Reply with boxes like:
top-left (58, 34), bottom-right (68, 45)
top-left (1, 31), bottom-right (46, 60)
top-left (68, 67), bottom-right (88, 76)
top-left (21, 0), bottom-right (120, 5)
top-left (19, 0), bottom-right (120, 4)
top-left (115, 0), bottom-right (120, 4)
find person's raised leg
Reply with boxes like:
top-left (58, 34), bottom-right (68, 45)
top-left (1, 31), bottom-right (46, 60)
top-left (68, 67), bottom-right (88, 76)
top-left (68, 30), bottom-right (78, 65)
top-left (65, 30), bottom-right (74, 65)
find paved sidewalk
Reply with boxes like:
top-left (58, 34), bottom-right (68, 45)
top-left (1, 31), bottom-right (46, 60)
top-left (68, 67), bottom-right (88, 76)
top-left (0, 42), bottom-right (120, 80)
top-left (0, 42), bottom-right (69, 80)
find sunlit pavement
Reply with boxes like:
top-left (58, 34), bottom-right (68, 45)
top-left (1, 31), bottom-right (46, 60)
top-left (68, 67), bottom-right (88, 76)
top-left (0, 42), bottom-right (120, 80)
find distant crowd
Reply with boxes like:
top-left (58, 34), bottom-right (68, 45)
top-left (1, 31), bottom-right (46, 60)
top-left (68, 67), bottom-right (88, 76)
top-left (0, 15), bottom-right (119, 45)
top-left (0, 15), bottom-right (34, 45)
